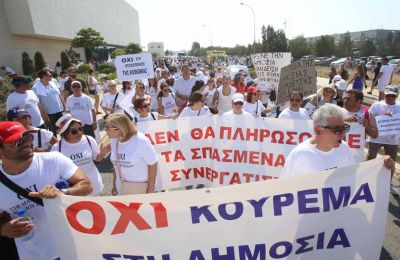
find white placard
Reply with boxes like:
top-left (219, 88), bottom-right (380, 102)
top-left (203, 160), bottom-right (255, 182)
top-left (375, 114), bottom-right (400, 136)
top-left (115, 53), bottom-right (154, 81)
top-left (251, 52), bottom-right (291, 85)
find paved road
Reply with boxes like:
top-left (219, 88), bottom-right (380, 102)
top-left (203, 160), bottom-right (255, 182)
top-left (96, 78), bottom-right (400, 259)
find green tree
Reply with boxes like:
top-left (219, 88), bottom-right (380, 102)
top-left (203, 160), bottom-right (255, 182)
top-left (288, 35), bottom-right (312, 60)
top-left (60, 51), bottom-right (71, 70)
top-left (34, 51), bottom-right (46, 71)
top-left (71, 28), bottom-right (105, 61)
top-left (359, 40), bottom-right (377, 56)
top-left (261, 25), bottom-right (288, 52)
top-left (314, 35), bottom-right (335, 57)
top-left (165, 50), bottom-right (171, 56)
top-left (21, 52), bottom-right (34, 75)
top-left (336, 32), bottom-right (354, 57)
top-left (111, 48), bottom-right (126, 58)
top-left (125, 42), bottom-right (142, 54)
top-left (189, 42), bottom-right (201, 56)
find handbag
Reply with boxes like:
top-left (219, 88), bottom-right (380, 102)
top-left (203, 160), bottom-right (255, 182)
top-left (115, 140), bottom-right (148, 195)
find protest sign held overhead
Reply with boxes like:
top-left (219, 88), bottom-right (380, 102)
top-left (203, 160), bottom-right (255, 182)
top-left (44, 158), bottom-right (389, 260)
top-left (136, 115), bottom-right (365, 190)
top-left (277, 58), bottom-right (317, 105)
top-left (115, 52), bottom-right (154, 81)
top-left (250, 52), bottom-right (291, 85)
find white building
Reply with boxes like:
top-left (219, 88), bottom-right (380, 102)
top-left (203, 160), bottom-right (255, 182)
top-left (0, 0), bottom-right (140, 73)
top-left (148, 42), bottom-right (165, 56)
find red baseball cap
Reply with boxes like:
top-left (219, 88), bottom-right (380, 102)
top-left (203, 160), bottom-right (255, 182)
top-left (0, 121), bottom-right (36, 143)
top-left (247, 86), bottom-right (260, 93)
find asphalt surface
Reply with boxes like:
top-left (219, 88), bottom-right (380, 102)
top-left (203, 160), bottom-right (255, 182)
top-left (96, 78), bottom-right (400, 259)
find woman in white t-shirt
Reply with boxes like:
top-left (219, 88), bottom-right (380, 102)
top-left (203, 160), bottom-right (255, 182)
top-left (133, 97), bottom-right (176, 123)
top-left (179, 92), bottom-right (211, 118)
top-left (202, 78), bottom-right (217, 113)
top-left (101, 113), bottom-right (158, 195)
top-left (278, 91), bottom-right (310, 120)
top-left (132, 81), bottom-right (151, 106)
top-left (101, 80), bottom-right (125, 114)
top-left (88, 68), bottom-right (100, 114)
top-left (7, 108), bottom-right (57, 152)
top-left (243, 87), bottom-right (268, 117)
top-left (146, 77), bottom-right (159, 112)
top-left (212, 75), bottom-right (237, 115)
top-left (158, 82), bottom-right (178, 116)
top-left (120, 81), bottom-right (133, 96)
top-left (52, 113), bottom-right (105, 195)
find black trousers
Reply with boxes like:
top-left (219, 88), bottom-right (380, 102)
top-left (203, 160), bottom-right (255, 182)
top-left (0, 236), bottom-right (19, 260)
top-left (48, 112), bottom-right (63, 137)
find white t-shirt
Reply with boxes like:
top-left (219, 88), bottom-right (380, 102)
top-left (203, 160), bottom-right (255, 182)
top-left (179, 106), bottom-right (211, 117)
top-left (110, 132), bottom-right (158, 194)
top-left (135, 112), bottom-right (159, 123)
top-left (66, 94), bottom-right (94, 125)
top-left (173, 76), bottom-right (197, 101)
top-left (0, 153), bottom-right (77, 260)
top-left (51, 135), bottom-right (103, 195)
top-left (101, 92), bottom-right (125, 114)
top-left (377, 64), bottom-right (394, 87)
top-left (58, 77), bottom-right (69, 90)
top-left (281, 139), bottom-right (355, 178)
top-left (223, 110), bottom-right (253, 118)
top-left (278, 107), bottom-right (310, 120)
top-left (160, 94), bottom-right (177, 116)
top-left (88, 75), bottom-right (98, 91)
top-left (368, 101), bottom-right (400, 145)
top-left (202, 87), bottom-right (217, 108)
top-left (146, 86), bottom-right (159, 110)
top-left (6, 90), bottom-right (44, 127)
top-left (33, 128), bottom-right (54, 149)
top-left (216, 86), bottom-right (237, 115)
top-left (243, 100), bottom-right (264, 117)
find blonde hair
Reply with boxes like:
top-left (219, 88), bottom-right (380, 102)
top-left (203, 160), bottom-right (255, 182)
top-left (105, 113), bottom-right (137, 141)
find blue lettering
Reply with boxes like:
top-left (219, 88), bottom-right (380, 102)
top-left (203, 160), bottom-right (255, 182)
top-left (211, 246), bottom-right (235, 260)
top-left (350, 183), bottom-right (374, 205)
top-left (327, 228), bottom-right (350, 249)
top-left (238, 244), bottom-right (266, 260)
top-left (103, 254), bottom-right (122, 260)
top-left (295, 235), bottom-right (314, 254)
top-left (269, 241), bottom-right (292, 259)
top-left (273, 193), bottom-right (294, 216)
top-left (190, 205), bottom-right (217, 224)
top-left (316, 232), bottom-right (325, 249)
top-left (247, 197), bottom-right (269, 217)
top-left (189, 250), bottom-right (206, 260)
top-left (218, 202), bottom-right (243, 220)
top-left (298, 189), bottom-right (319, 214)
top-left (322, 187), bottom-right (350, 212)
top-left (122, 256), bottom-right (144, 260)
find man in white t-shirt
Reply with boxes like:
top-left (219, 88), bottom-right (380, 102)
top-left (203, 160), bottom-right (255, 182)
top-left (281, 104), bottom-right (394, 178)
top-left (278, 91), bottom-right (310, 120)
top-left (374, 56), bottom-right (394, 101)
top-left (101, 80), bottom-right (125, 114)
top-left (173, 65), bottom-right (197, 106)
top-left (223, 93), bottom-right (252, 118)
top-left (6, 75), bottom-right (48, 128)
top-left (66, 81), bottom-right (97, 138)
top-left (367, 85), bottom-right (400, 195)
top-left (0, 121), bottom-right (92, 260)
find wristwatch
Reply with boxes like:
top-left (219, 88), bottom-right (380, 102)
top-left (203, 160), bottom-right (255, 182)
top-left (61, 188), bottom-right (70, 195)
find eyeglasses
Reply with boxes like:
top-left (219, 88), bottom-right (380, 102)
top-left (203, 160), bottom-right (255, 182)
top-left (321, 124), bottom-right (350, 134)
top-left (105, 126), bottom-right (119, 131)
top-left (10, 134), bottom-right (34, 148)
top-left (290, 98), bottom-right (302, 102)
top-left (233, 102), bottom-right (244, 106)
top-left (68, 127), bottom-right (83, 135)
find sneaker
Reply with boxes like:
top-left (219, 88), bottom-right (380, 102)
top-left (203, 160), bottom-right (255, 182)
top-left (390, 184), bottom-right (400, 196)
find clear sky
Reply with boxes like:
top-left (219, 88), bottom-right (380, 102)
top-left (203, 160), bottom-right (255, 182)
top-left (126, 0), bottom-right (400, 51)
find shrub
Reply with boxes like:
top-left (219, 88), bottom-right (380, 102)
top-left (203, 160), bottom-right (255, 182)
top-left (0, 79), bottom-right (14, 120)
top-left (34, 51), bottom-right (46, 71)
top-left (107, 72), bottom-right (116, 80)
top-left (21, 52), bottom-right (34, 75)
top-left (61, 51), bottom-right (71, 70)
top-left (78, 64), bottom-right (90, 74)
top-left (97, 64), bottom-right (114, 74)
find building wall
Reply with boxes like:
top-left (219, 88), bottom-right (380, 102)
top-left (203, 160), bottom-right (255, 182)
top-left (148, 42), bottom-right (165, 56)
top-left (0, 0), bottom-right (140, 73)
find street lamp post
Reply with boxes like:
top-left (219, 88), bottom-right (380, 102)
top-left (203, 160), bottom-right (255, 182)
top-left (240, 2), bottom-right (256, 54)
top-left (202, 24), bottom-right (213, 47)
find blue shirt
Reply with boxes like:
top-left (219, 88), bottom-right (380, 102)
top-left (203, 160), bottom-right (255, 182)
top-left (33, 81), bottom-right (63, 114)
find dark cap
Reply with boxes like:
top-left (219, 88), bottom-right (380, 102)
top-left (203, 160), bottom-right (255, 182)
top-left (7, 108), bottom-right (30, 120)
top-left (11, 75), bottom-right (32, 87)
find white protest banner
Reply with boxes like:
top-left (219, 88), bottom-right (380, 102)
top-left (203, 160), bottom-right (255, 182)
top-left (115, 53), bottom-right (154, 81)
top-left (118, 91), bottom-right (136, 119)
top-left (136, 116), bottom-right (365, 190)
top-left (375, 113), bottom-right (400, 137)
top-left (250, 52), bottom-right (291, 86)
top-left (44, 158), bottom-right (389, 260)
top-left (277, 59), bottom-right (317, 105)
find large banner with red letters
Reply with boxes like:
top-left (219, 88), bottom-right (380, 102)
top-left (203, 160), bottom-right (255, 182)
top-left (136, 115), bottom-right (365, 191)
top-left (44, 159), bottom-right (389, 260)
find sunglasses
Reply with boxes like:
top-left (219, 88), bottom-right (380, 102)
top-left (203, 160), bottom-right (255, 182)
top-left (290, 98), bottom-right (302, 102)
top-left (233, 102), bottom-right (244, 106)
top-left (163, 89), bottom-right (170, 92)
top-left (321, 124), bottom-right (350, 134)
top-left (140, 104), bottom-right (150, 108)
top-left (11, 134), bottom-right (34, 148)
top-left (68, 127), bottom-right (83, 135)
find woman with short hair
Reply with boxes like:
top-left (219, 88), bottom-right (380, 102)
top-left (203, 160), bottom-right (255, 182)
top-left (179, 92), bottom-right (211, 118)
top-left (278, 91), bottom-right (310, 120)
top-left (102, 113), bottom-right (158, 195)
top-left (157, 82), bottom-right (178, 116)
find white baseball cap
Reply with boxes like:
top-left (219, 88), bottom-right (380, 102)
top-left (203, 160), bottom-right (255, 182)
top-left (232, 93), bottom-right (245, 103)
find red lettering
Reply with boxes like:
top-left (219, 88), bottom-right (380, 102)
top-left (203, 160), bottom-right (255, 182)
top-left (222, 149), bottom-right (232, 162)
top-left (347, 134), bottom-right (361, 149)
top-left (246, 129), bottom-right (258, 141)
top-left (145, 133), bottom-right (155, 145)
top-left (299, 132), bottom-right (312, 143)
top-left (170, 170), bottom-right (180, 181)
top-left (149, 203), bottom-right (168, 228)
top-left (220, 126), bottom-right (232, 139)
top-left (286, 131), bottom-right (297, 145)
top-left (174, 150), bottom-right (185, 161)
top-left (166, 130), bottom-right (179, 142)
top-left (211, 170), bottom-right (218, 181)
top-left (243, 173), bottom-right (254, 183)
top-left (219, 171), bottom-right (229, 184)
top-left (212, 148), bottom-right (220, 161)
top-left (66, 201), bottom-right (105, 234)
top-left (181, 168), bottom-right (192, 179)
top-left (161, 151), bottom-right (172, 162)
top-left (193, 167), bottom-right (204, 178)
top-left (260, 129), bottom-right (270, 142)
top-left (274, 154), bottom-right (285, 167)
top-left (233, 150), bottom-right (248, 163)
top-left (260, 152), bottom-right (273, 166)
top-left (191, 148), bottom-right (201, 160)
top-left (229, 172), bottom-right (241, 185)
top-left (232, 128), bottom-right (245, 140)
top-left (155, 132), bottom-right (166, 144)
top-left (108, 202), bottom-right (151, 234)
top-left (204, 127), bottom-right (215, 139)
top-left (271, 130), bottom-right (284, 144)
top-left (191, 128), bottom-right (203, 140)
top-left (249, 151), bottom-right (259, 164)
